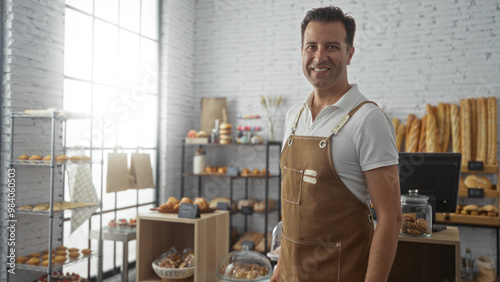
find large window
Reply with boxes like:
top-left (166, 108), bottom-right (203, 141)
top-left (63, 0), bottom-right (159, 278)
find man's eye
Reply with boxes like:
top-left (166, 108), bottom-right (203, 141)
top-left (328, 45), bottom-right (339, 50)
top-left (306, 46), bottom-right (316, 51)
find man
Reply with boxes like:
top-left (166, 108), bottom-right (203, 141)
top-left (270, 6), bottom-right (403, 282)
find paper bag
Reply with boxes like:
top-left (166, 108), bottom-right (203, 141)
top-left (200, 97), bottom-right (227, 134)
top-left (106, 153), bottom-right (129, 193)
top-left (129, 153), bottom-right (155, 189)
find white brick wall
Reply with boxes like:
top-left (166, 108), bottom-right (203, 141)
top-left (1, 0), bottom-right (65, 280)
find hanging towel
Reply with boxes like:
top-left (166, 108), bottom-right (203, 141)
top-left (66, 164), bottom-right (99, 234)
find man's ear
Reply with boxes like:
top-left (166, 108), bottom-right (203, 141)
top-left (347, 46), bottom-right (355, 65)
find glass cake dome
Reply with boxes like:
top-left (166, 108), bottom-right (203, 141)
top-left (216, 245), bottom-right (273, 281)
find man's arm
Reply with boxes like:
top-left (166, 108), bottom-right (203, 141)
top-left (364, 164), bottom-right (403, 282)
top-left (270, 256), bottom-right (281, 282)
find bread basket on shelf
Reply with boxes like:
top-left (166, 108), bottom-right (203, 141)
top-left (152, 258), bottom-right (194, 282)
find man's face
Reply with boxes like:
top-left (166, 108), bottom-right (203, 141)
top-left (301, 21), bottom-right (354, 90)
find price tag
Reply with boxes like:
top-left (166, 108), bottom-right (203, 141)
top-left (241, 206), bottom-right (253, 215)
top-left (227, 166), bottom-right (239, 177)
top-left (241, 240), bottom-right (255, 250)
top-left (217, 202), bottom-right (229, 211)
top-left (468, 188), bottom-right (484, 199)
top-left (468, 161), bottom-right (484, 171)
top-left (178, 203), bottom-right (200, 219)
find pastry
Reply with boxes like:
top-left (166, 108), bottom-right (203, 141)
top-left (180, 197), bottom-right (193, 204)
top-left (217, 166), bottom-right (227, 174)
top-left (27, 257), bottom-right (41, 266)
top-left (241, 168), bottom-right (250, 176)
top-left (252, 168), bottom-right (260, 175)
top-left (15, 256), bottom-right (28, 264)
top-left (395, 123), bottom-right (405, 152)
top-left (55, 154), bottom-right (68, 164)
top-left (194, 197), bottom-right (208, 210)
top-left (460, 99), bottom-right (472, 165)
top-left (418, 115), bottom-right (427, 152)
top-left (406, 118), bottom-right (420, 153)
top-left (81, 249), bottom-right (92, 256)
top-left (209, 197), bottom-right (237, 211)
top-left (41, 259), bottom-right (55, 267)
top-left (41, 254), bottom-right (54, 261)
top-left (17, 154), bottom-right (29, 162)
top-left (442, 103), bottom-right (451, 152)
top-left (205, 166), bottom-right (213, 173)
top-left (220, 134), bottom-right (232, 145)
top-left (43, 155), bottom-right (52, 163)
top-left (18, 205), bottom-right (32, 210)
top-left (426, 104), bottom-right (438, 152)
top-left (68, 252), bottom-right (80, 259)
top-left (29, 155), bottom-right (43, 163)
top-left (464, 174), bottom-right (494, 190)
top-left (54, 255), bottom-right (66, 264)
top-left (405, 114), bottom-right (415, 151)
top-left (55, 250), bottom-right (67, 256)
top-left (261, 168), bottom-right (268, 175)
top-left (486, 96), bottom-right (497, 165)
top-left (450, 103), bottom-right (460, 153)
top-left (69, 156), bottom-right (81, 163)
top-left (33, 206), bottom-right (48, 211)
top-left (173, 203), bottom-right (180, 212)
top-left (67, 248), bottom-right (79, 253)
top-left (476, 97), bottom-right (487, 162)
top-left (28, 252), bottom-right (41, 258)
top-left (56, 245), bottom-right (67, 251)
top-left (80, 155), bottom-right (91, 162)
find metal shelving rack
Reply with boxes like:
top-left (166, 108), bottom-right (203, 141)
top-left (7, 112), bottom-right (104, 282)
top-left (180, 140), bottom-right (282, 252)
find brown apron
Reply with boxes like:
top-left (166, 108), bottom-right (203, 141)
top-left (280, 101), bottom-right (376, 282)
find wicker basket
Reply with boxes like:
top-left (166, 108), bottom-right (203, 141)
top-left (152, 259), bottom-right (194, 281)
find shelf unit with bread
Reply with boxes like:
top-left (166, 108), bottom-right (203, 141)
top-left (180, 140), bottom-right (282, 254)
top-left (6, 112), bottom-right (104, 282)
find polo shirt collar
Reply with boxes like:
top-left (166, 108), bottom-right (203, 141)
top-left (302, 84), bottom-right (362, 112)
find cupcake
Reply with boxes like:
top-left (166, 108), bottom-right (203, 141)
top-left (54, 255), bottom-right (66, 264)
top-left (81, 249), bottom-right (92, 256)
top-left (68, 251), bottom-right (80, 259)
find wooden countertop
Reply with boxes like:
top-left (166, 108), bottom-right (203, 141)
top-left (398, 226), bottom-right (460, 245)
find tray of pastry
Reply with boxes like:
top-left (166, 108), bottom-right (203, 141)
top-left (151, 196), bottom-right (216, 213)
top-left (150, 207), bottom-right (217, 214)
top-left (15, 248), bottom-right (96, 271)
top-left (16, 202), bottom-right (97, 215)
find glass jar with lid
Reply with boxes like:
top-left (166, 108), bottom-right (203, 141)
top-left (216, 245), bottom-right (273, 281)
top-left (400, 189), bottom-right (432, 237)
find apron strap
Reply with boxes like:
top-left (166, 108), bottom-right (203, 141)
top-left (287, 106), bottom-right (305, 146)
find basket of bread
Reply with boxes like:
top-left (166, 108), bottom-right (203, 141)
top-left (152, 247), bottom-right (195, 282)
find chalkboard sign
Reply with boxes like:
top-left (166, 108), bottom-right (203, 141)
top-left (241, 240), bottom-right (255, 250)
top-left (227, 166), bottom-right (239, 177)
top-left (217, 202), bottom-right (230, 211)
top-left (467, 188), bottom-right (484, 199)
top-left (468, 161), bottom-right (484, 171)
top-left (241, 206), bottom-right (253, 215)
top-left (178, 203), bottom-right (200, 219)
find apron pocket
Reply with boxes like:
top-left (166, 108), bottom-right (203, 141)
top-left (281, 233), bottom-right (341, 282)
top-left (282, 166), bottom-right (303, 204)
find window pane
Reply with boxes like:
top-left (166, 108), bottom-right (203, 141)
top-left (118, 29), bottom-right (140, 89)
top-left (64, 79), bottom-right (91, 113)
top-left (95, 0), bottom-right (119, 24)
top-left (94, 19), bottom-right (118, 85)
top-left (141, 0), bottom-right (158, 39)
top-left (120, 0), bottom-right (140, 33)
top-left (136, 94), bottom-right (157, 148)
top-left (93, 84), bottom-right (122, 148)
top-left (66, 0), bottom-right (93, 14)
top-left (140, 38), bottom-right (158, 94)
top-left (64, 9), bottom-right (92, 80)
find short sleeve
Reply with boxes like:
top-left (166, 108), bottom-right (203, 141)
top-left (356, 109), bottom-right (399, 171)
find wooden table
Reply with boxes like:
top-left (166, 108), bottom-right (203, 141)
top-left (389, 226), bottom-right (461, 282)
top-left (136, 210), bottom-right (229, 282)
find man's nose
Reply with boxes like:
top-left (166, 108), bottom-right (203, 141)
top-left (314, 47), bottom-right (327, 63)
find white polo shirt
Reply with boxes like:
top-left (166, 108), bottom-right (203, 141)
top-left (282, 84), bottom-right (399, 207)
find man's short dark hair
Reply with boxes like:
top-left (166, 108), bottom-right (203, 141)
top-left (301, 6), bottom-right (356, 49)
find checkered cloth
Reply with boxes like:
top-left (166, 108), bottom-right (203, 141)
top-left (66, 164), bottom-right (99, 234)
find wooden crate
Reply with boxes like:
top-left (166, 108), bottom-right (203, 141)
top-left (136, 211), bottom-right (229, 282)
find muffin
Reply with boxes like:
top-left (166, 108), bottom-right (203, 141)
top-left (55, 250), bottom-right (66, 256)
top-left (54, 255), bottom-right (66, 264)
top-left (27, 258), bottom-right (41, 266)
top-left (41, 259), bottom-right (55, 267)
top-left (81, 249), bottom-right (92, 256)
top-left (68, 252), bottom-right (80, 259)
top-left (67, 248), bottom-right (79, 253)
top-left (15, 256), bottom-right (28, 264)
top-left (28, 252), bottom-right (41, 258)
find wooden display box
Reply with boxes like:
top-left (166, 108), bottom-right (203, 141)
top-left (136, 211), bottom-right (229, 282)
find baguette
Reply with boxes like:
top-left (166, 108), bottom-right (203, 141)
top-left (405, 114), bottom-right (416, 151)
top-left (396, 124), bottom-right (406, 152)
top-left (442, 103), bottom-right (451, 152)
top-left (476, 97), bottom-right (487, 162)
top-left (418, 115), bottom-right (427, 152)
top-left (392, 118), bottom-right (400, 131)
top-left (487, 97), bottom-right (498, 165)
top-left (426, 104), bottom-right (438, 152)
top-left (407, 118), bottom-right (421, 153)
top-left (460, 99), bottom-right (471, 166)
top-left (437, 102), bottom-right (446, 152)
top-left (469, 98), bottom-right (477, 161)
top-left (450, 103), bottom-right (460, 153)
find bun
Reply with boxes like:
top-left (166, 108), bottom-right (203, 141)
top-left (167, 197), bottom-right (179, 205)
top-left (219, 123), bottom-right (232, 130)
top-left (55, 154), bottom-right (69, 163)
top-left (252, 168), bottom-right (260, 175)
top-left (81, 249), bottom-right (92, 256)
top-left (180, 197), bottom-right (193, 204)
top-left (68, 252), bottom-right (80, 259)
top-left (17, 154), bottom-right (29, 162)
top-left (54, 255), bottom-right (66, 263)
top-left (241, 168), bottom-right (250, 176)
top-left (27, 258), bottom-right (41, 266)
top-left (56, 245), bottom-right (67, 251)
top-left (464, 174), bottom-right (494, 190)
top-left (55, 250), bottom-right (67, 256)
top-left (194, 197), bottom-right (208, 210)
top-left (29, 155), bottom-right (43, 163)
top-left (173, 203), bottom-right (180, 211)
top-left (462, 204), bottom-right (479, 211)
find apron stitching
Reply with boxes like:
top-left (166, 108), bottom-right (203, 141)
top-left (282, 231), bottom-right (341, 247)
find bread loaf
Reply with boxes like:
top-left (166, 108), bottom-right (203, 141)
top-left (487, 97), bottom-right (497, 165)
top-left (418, 115), bottom-right (427, 152)
top-left (469, 98), bottom-right (477, 161)
top-left (437, 103), bottom-right (446, 152)
top-left (392, 118), bottom-right (400, 131)
top-left (460, 99), bottom-right (471, 165)
top-left (464, 174), bottom-right (494, 190)
top-left (476, 97), bottom-right (487, 162)
top-left (405, 114), bottom-right (416, 151)
top-left (426, 104), bottom-right (438, 152)
top-left (450, 103), bottom-right (460, 153)
top-left (442, 103), bottom-right (451, 152)
top-left (407, 118), bottom-right (421, 153)
top-left (396, 124), bottom-right (406, 152)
